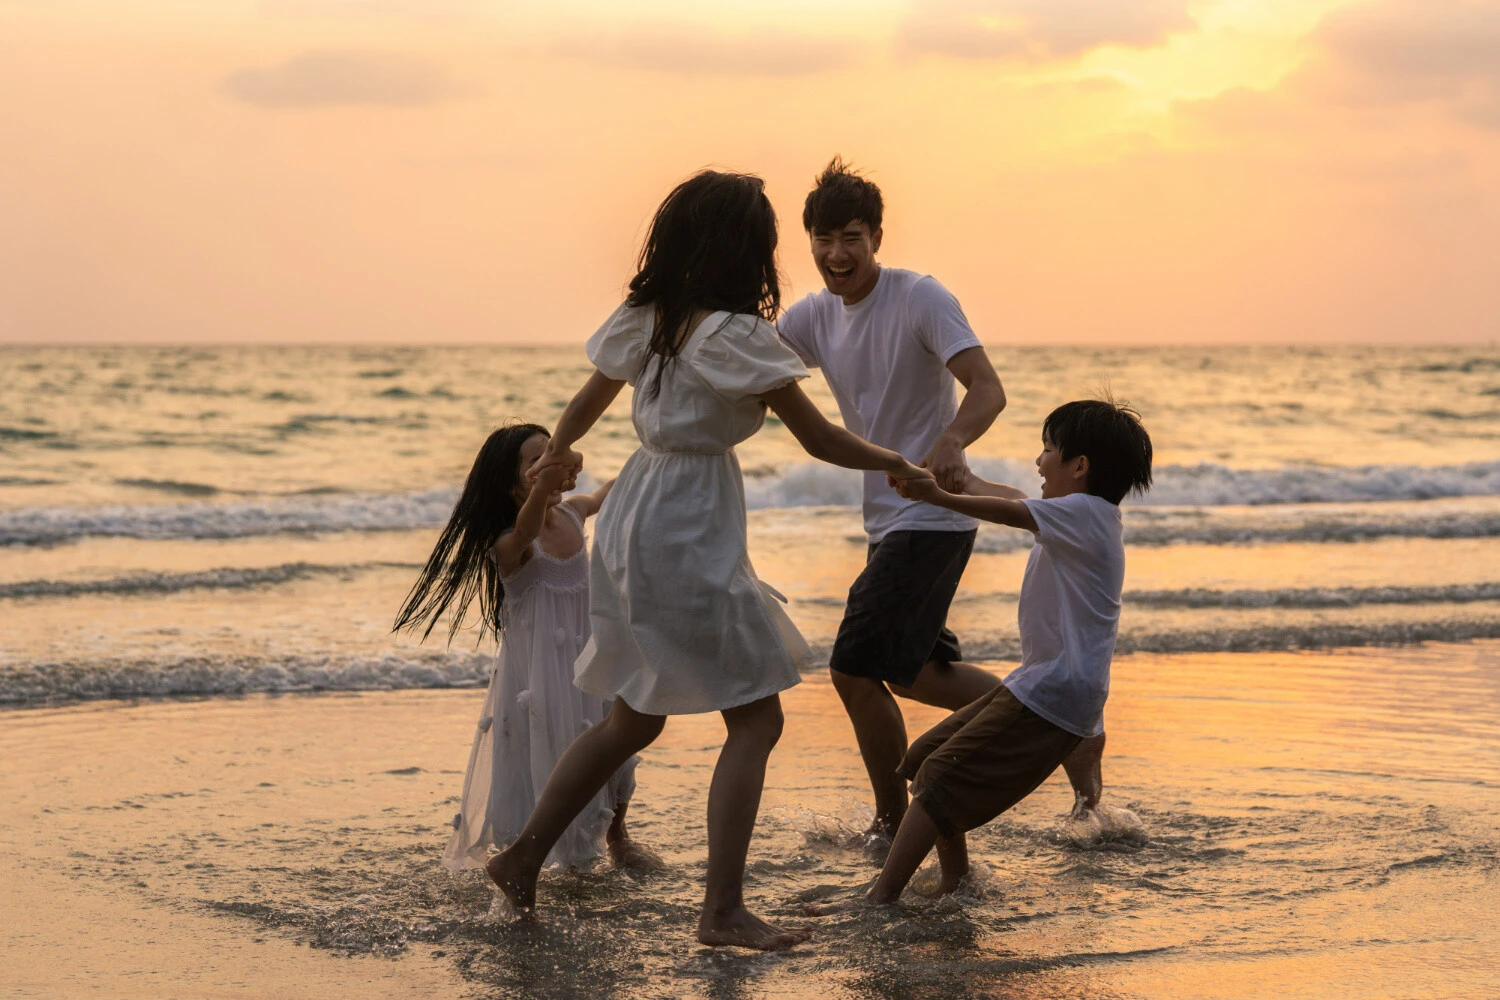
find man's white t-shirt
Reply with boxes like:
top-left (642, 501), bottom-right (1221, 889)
top-left (778, 267), bottom-right (983, 542)
top-left (1002, 492), bottom-right (1125, 738)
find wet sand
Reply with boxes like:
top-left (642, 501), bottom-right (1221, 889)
top-left (3, 646), bottom-right (1498, 999)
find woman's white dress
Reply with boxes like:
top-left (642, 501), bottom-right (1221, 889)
top-left (574, 305), bottom-right (813, 716)
top-left (444, 502), bottom-right (637, 871)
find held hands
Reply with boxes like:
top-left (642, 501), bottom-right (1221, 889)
top-left (890, 472), bottom-right (944, 504)
top-left (528, 444), bottom-right (584, 495)
top-left (921, 435), bottom-right (968, 493)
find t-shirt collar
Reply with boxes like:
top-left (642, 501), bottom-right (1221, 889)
top-left (839, 266), bottom-right (884, 315)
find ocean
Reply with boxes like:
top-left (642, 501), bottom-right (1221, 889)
top-left (2, 343), bottom-right (1498, 998)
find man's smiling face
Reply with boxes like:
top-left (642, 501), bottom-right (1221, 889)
top-left (810, 220), bottom-right (882, 305)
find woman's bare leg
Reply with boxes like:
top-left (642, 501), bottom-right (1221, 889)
top-left (487, 698), bottom-right (664, 914)
top-left (695, 694), bottom-right (812, 951)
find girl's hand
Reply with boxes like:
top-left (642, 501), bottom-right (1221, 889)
top-left (531, 444), bottom-right (583, 479)
top-left (533, 461), bottom-right (571, 494)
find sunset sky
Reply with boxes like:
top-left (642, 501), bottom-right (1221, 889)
top-left (2, 0), bottom-right (1498, 345)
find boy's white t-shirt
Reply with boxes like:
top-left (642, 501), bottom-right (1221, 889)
top-left (778, 267), bottom-right (982, 542)
top-left (1002, 492), bottom-right (1125, 738)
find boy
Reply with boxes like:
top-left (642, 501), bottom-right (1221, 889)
top-left (828, 398), bottom-right (1152, 905)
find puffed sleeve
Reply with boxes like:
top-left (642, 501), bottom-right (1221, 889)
top-left (692, 315), bottom-right (809, 400)
top-left (585, 303), bottom-right (651, 384)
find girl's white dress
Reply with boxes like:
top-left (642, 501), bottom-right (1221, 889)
top-left (574, 305), bottom-right (813, 716)
top-left (444, 502), bottom-right (637, 871)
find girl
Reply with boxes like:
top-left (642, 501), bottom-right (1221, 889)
top-left (485, 170), bottom-right (933, 951)
top-left (394, 423), bottom-right (652, 872)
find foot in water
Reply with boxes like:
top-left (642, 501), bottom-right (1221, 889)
top-left (861, 821), bottom-right (896, 865)
top-left (608, 835), bottom-right (666, 873)
top-left (485, 847), bottom-right (538, 921)
top-left (697, 907), bottom-right (812, 951)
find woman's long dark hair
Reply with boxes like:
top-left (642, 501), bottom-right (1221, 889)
top-left (627, 170), bottom-right (782, 398)
top-left (392, 423), bottom-right (549, 643)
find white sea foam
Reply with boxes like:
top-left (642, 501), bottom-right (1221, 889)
top-left (0, 650), bottom-right (490, 706)
top-left (4, 459), bottom-right (1500, 547)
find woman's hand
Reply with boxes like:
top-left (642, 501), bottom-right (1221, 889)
top-left (531, 443), bottom-right (583, 481)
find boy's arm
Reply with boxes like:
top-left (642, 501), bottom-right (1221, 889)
top-left (563, 477), bottom-right (616, 519)
top-left (962, 470), bottom-right (1029, 501)
top-left (896, 476), bottom-right (1038, 533)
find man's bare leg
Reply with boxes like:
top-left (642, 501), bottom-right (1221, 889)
top-left (696, 695), bottom-right (812, 951)
top-left (487, 699), bottom-right (664, 915)
top-left (1062, 733), bottom-right (1105, 819)
top-left (831, 670), bottom-right (909, 841)
top-left (888, 659), bottom-right (999, 711)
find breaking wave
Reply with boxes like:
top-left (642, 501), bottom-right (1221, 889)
top-left (5, 458), bottom-right (1500, 547)
top-left (0, 562), bottom-right (415, 600)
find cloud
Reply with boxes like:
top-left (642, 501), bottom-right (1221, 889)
top-left (897, 0), bottom-right (1196, 60)
top-left (1316, 0), bottom-right (1500, 128)
top-left (223, 51), bottom-right (470, 108)
top-left (555, 28), bottom-right (865, 77)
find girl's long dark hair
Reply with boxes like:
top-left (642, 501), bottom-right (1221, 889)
top-left (628, 170), bottom-right (782, 398)
top-left (393, 424), bottom-right (548, 643)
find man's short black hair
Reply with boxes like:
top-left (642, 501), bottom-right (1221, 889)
top-left (802, 156), bottom-right (883, 234)
top-left (1043, 398), bottom-right (1153, 505)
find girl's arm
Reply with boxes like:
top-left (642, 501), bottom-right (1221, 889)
top-left (563, 477), bottom-right (616, 520)
top-left (493, 463), bottom-right (571, 575)
top-left (535, 370), bottom-right (626, 473)
top-left (962, 470), bottom-right (1029, 501)
top-left (895, 476), bottom-right (1039, 533)
top-left (760, 382), bottom-right (931, 479)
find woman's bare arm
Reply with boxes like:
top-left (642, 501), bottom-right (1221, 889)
top-left (761, 381), bottom-right (929, 478)
top-left (537, 370), bottom-right (626, 472)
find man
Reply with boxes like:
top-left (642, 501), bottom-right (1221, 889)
top-left (778, 158), bottom-right (1008, 851)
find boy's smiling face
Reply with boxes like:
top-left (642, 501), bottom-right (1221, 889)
top-left (1036, 432), bottom-right (1090, 499)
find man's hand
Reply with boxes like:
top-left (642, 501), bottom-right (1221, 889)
top-left (922, 434), bottom-right (968, 493)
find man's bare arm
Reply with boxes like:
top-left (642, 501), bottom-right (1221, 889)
top-left (923, 346), bottom-right (1006, 492)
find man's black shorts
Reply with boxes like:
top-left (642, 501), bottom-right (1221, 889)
top-left (828, 528), bottom-right (977, 689)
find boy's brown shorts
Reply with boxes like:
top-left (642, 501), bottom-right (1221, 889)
top-left (898, 684), bottom-right (1082, 838)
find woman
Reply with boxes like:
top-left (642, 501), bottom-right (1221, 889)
top-left (487, 170), bottom-right (931, 951)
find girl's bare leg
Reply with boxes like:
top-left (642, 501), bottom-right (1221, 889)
top-left (695, 694), bottom-right (813, 951)
top-left (487, 698), bottom-right (665, 914)
top-left (866, 798), bottom-right (942, 905)
top-left (1062, 734), bottom-right (1105, 818)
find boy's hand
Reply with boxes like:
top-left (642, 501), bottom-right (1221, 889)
top-left (891, 474), bottom-right (944, 503)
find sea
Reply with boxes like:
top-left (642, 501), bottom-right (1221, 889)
top-left (2, 343), bottom-right (1498, 998)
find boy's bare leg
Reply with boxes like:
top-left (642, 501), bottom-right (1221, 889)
top-left (1062, 733), bottom-right (1105, 818)
top-left (605, 799), bottom-right (663, 872)
top-left (696, 695), bottom-right (812, 951)
top-left (831, 670), bottom-right (909, 841)
top-left (933, 832), bottom-right (969, 895)
top-left (867, 798), bottom-right (943, 904)
top-left (888, 659), bottom-right (999, 711)
top-left (487, 699), bottom-right (664, 915)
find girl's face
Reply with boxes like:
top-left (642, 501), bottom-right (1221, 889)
top-left (515, 433), bottom-right (562, 507)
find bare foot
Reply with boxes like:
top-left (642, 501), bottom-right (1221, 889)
top-left (607, 836), bottom-right (665, 873)
top-left (485, 847), bottom-right (538, 921)
top-left (861, 825), bottom-right (895, 865)
top-left (800, 899), bottom-right (854, 917)
top-left (697, 907), bottom-right (812, 951)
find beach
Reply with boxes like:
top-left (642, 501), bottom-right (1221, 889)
top-left (2, 343), bottom-right (1499, 997)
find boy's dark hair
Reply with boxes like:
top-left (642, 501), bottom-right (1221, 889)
top-left (1043, 399), bottom-right (1153, 505)
top-left (802, 156), bottom-right (883, 234)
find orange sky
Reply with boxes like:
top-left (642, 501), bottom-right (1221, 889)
top-left (2, 0), bottom-right (1498, 345)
